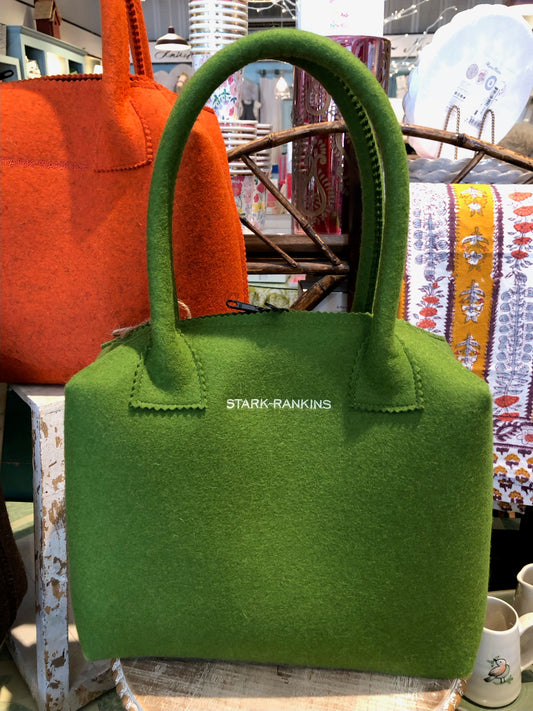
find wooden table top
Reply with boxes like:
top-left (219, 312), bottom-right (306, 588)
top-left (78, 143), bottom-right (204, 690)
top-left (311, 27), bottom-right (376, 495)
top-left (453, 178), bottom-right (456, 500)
top-left (112, 657), bottom-right (465, 711)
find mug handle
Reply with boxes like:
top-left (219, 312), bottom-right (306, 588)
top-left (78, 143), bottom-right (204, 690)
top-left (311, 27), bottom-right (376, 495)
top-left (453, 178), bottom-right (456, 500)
top-left (519, 611), bottom-right (533, 671)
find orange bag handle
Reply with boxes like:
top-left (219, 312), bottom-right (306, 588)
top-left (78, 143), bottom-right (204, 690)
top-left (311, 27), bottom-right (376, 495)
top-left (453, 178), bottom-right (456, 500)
top-left (97, 0), bottom-right (159, 171)
top-left (126, 0), bottom-right (154, 80)
top-left (101, 0), bottom-right (153, 99)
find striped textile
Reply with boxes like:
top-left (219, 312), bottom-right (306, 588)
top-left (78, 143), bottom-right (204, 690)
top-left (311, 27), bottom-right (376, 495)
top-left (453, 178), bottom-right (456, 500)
top-left (402, 184), bottom-right (533, 513)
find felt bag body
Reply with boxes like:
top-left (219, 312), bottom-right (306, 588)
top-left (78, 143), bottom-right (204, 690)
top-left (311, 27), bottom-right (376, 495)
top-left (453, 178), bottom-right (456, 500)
top-left (0, 0), bottom-right (248, 384)
top-left (65, 30), bottom-right (494, 680)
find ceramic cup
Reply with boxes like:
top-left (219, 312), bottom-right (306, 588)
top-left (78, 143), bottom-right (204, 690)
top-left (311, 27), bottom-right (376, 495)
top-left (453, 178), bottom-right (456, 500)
top-left (465, 596), bottom-right (533, 708)
top-left (515, 563), bottom-right (533, 616)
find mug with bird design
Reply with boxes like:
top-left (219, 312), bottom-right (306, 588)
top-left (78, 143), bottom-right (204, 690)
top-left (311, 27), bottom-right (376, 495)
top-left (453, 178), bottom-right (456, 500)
top-left (465, 596), bottom-right (533, 707)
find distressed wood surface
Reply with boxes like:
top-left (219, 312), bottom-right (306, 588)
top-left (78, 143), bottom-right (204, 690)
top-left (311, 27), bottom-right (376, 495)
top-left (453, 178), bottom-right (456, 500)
top-left (113, 658), bottom-right (465, 711)
top-left (7, 385), bottom-right (114, 711)
top-left (31, 386), bottom-right (70, 709)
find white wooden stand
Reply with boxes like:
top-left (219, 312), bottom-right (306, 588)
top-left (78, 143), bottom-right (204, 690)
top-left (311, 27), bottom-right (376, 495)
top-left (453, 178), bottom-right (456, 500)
top-left (6, 385), bottom-right (114, 711)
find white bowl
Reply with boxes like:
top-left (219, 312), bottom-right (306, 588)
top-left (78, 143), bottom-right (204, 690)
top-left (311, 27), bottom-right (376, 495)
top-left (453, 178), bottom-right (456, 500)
top-left (189, 25), bottom-right (247, 35)
top-left (224, 143), bottom-right (258, 150)
top-left (189, 1), bottom-right (248, 12)
top-left (189, 13), bottom-right (248, 24)
top-left (189, 17), bottom-right (248, 26)
top-left (189, 30), bottom-right (246, 40)
top-left (190, 46), bottom-right (229, 54)
top-left (220, 118), bottom-right (257, 124)
top-left (220, 121), bottom-right (257, 129)
top-left (190, 40), bottom-right (239, 52)
top-left (189, 0), bottom-right (248, 6)
top-left (221, 131), bottom-right (257, 138)
top-left (189, 0), bottom-right (248, 4)
top-left (220, 128), bottom-right (257, 133)
top-left (189, 34), bottom-right (244, 42)
top-left (190, 28), bottom-right (245, 36)
top-left (190, 10), bottom-right (248, 21)
top-left (190, 40), bottom-right (241, 50)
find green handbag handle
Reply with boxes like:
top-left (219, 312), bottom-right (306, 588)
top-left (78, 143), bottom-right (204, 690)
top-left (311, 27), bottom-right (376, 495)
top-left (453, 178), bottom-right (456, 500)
top-left (140, 29), bottom-right (422, 413)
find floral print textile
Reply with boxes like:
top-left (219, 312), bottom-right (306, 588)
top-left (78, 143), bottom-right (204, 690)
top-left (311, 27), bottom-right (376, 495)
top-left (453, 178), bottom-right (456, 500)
top-left (401, 184), bottom-right (533, 513)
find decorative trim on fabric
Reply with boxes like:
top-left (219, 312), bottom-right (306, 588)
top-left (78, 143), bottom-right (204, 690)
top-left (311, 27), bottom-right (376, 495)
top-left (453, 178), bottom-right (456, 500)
top-left (402, 184), bottom-right (533, 512)
top-left (95, 96), bottom-right (153, 173)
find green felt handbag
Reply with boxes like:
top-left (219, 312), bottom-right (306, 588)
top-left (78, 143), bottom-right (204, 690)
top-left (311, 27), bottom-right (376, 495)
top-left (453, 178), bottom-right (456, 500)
top-left (65, 29), bottom-right (494, 679)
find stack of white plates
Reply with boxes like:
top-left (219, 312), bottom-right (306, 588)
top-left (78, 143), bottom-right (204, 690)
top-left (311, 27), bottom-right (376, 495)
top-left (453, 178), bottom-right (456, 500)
top-left (220, 118), bottom-right (270, 231)
top-left (220, 120), bottom-right (257, 174)
top-left (189, 1), bottom-right (248, 54)
top-left (255, 123), bottom-right (273, 173)
top-left (189, 1), bottom-right (248, 121)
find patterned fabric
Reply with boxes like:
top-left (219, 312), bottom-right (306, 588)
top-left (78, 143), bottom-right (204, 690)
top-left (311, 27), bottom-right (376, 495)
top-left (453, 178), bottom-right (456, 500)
top-left (402, 184), bottom-right (533, 512)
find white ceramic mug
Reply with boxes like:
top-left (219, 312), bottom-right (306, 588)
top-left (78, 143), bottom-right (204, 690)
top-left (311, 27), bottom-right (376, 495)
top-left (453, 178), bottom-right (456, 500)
top-left (465, 596), bottom-right (533, 707)
top-left (515, 563), bottom-right (533, 616)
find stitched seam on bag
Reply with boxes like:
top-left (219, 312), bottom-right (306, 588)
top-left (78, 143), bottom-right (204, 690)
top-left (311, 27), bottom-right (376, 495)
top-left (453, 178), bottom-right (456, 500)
top-left (129, 337), bottom-right (207, 410)
top-left (334, 68), bottom-right (414, 409)
top-left (156, 82), bottom-right (181, 106)
top-left (95, 97), bottom-right (153, 173)
top-left (1, 158), bottom-right (90, 170)
top-left (397, 335), bottom-right (424, 410)
top-left (180, 310), bottom-right (349, 325)
top-left (130, 77), bottom-right (160, 87)
top-left (347, 85), bottom-right (384, 312)
top-left (427, 331), bottom-right (447, 343)
top-left (350, 336), bottom-right (424, 413)
top-left (5, 75), bottom-right (100, 84)
top-left (126, 0), bottom-right (148, 77)
top-left (282, 56), bottom-right (384, 313)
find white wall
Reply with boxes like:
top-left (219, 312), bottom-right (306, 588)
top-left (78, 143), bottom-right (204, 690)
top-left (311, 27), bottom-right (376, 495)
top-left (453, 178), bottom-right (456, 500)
top-left (1, 0), bottom-right (102, 57)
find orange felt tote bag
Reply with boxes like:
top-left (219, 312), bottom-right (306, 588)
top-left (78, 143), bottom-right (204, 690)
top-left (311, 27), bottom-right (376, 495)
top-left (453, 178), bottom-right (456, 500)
top-left (0, 0), bottom-right (248, 384)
